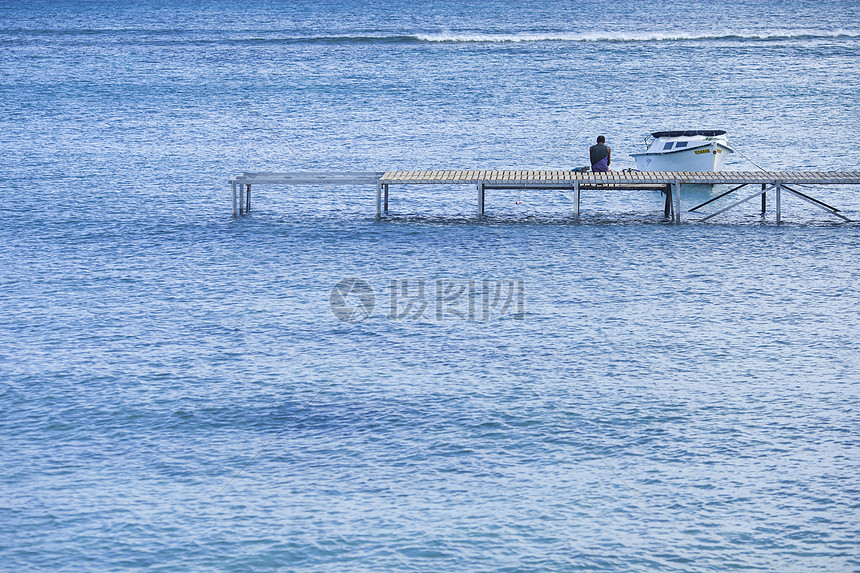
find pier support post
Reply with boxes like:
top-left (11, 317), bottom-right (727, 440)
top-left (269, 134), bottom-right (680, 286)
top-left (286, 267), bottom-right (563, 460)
top-left (761, 183), bottom-right (766, 214)
top-left (231, 182), bottom-right (237, 218)
top-left (376, 180), bottom-right (382, 220)
top-left (239, 182), bottom-right (245, 215)
top-left (384, 184), bottom-right (389, 214)
top-left (776, 183), bottom-right (782, 224)
top-left (477, 181), bottom-right (485, 216)
top-left (246, 184), bottom-right (251, 213)
top-left (574, 181), bottom-right (580, 220)
top-left (673, 180), bottom-right (682, 223)
top-left (664, 184), bottom-right (672, 218)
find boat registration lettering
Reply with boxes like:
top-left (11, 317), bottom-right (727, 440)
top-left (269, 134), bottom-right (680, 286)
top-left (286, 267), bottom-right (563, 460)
top-left (695, 149), bottom-right (709, 155)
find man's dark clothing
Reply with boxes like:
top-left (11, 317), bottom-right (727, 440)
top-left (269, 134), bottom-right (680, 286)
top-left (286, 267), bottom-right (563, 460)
top-left (590, 143), bottom-right (610, 172)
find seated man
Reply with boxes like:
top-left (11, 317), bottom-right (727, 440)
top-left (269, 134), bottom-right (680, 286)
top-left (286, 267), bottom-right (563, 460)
top-left (589, 135), bottom-right (611, 172)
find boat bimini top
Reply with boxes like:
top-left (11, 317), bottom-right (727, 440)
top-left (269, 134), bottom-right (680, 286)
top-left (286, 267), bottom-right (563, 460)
top-left (650, 130), bottom-right (727, 138)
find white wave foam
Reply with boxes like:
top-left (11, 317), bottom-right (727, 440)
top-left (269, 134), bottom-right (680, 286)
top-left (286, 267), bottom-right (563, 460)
top-left (413, 29), bottom-right (860, 43)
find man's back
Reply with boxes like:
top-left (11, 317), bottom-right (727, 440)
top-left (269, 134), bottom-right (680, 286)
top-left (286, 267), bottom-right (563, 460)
top-left (590, 143), bottom-right (609, 166)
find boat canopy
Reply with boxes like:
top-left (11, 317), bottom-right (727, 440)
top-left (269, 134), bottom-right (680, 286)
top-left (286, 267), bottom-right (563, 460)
top-left (651, 130), bottom-right (727, 138)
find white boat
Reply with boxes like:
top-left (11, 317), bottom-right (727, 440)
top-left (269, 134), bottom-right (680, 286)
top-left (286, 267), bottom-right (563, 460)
top-left (631, 130), bottom-right (735, 171)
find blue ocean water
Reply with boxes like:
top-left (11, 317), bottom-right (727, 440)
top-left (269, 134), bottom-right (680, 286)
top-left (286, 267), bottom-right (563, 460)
top-left (1, 0), bottom-right (860, 570)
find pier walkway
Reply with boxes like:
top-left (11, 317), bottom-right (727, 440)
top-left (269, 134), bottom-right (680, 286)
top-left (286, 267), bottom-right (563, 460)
top-left (229, 170), bottom-right (860, 223)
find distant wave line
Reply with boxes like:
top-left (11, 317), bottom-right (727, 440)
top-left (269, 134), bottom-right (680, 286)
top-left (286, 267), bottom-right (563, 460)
top-left (6, 29), bottom-right (859, 45)
top-left (413, 30), bottom-right (860, 43)
top-left (180, 29), bottom-right (860, 46)
top-left (156, 28), bottom-right (860, 46)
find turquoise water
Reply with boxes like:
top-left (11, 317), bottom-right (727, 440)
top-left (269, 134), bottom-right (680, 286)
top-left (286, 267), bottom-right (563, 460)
top-left (2, 1), bottom-right (859, 570)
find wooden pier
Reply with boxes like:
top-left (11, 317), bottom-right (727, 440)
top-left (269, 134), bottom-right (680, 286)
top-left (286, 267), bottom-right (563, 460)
top-left (229, 170), bottom-right (860, 223)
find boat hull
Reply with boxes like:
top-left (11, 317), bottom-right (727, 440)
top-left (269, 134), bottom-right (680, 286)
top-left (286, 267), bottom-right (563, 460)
top-left (632, 143), bottom-right (732, 172)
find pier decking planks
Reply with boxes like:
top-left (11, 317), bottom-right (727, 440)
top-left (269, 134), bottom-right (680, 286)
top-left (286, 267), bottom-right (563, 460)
top-left (367, 170), bottom-right (860, 187)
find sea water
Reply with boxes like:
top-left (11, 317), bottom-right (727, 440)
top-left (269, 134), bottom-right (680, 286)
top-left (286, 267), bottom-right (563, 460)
top-left (1, 0), bottom-right (859, 570)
